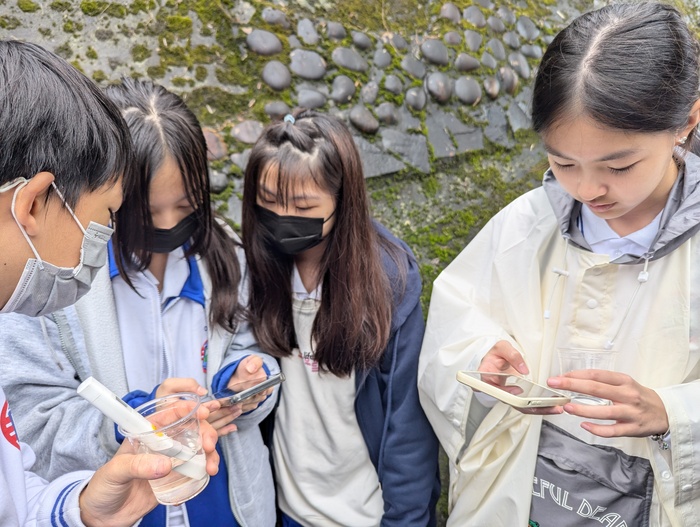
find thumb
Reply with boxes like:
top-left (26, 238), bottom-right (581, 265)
top-left (102, 453), bottom-right (173, 485)
top-left (244, 355), bottom-right (263, 374)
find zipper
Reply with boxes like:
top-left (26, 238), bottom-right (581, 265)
top-left (53, 313), bottom-right (82, 379)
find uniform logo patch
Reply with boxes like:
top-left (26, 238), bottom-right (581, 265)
top-left (1, 401), bottom-right (20, 450)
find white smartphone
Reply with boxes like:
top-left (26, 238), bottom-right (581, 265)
top-left (209, 372), bottom-right (285, 407)
top-left (456, 371), bottom-right (570, 408)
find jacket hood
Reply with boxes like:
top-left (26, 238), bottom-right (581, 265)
top-left (543, 149), bottom-right (700, 263)
top-left (373, 221), bottom-right (422, 332)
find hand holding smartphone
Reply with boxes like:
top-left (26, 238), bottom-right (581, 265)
top-left (457, 371), bottom-right (570, 409)
top-left (208, 372), bottom-right (285, 408)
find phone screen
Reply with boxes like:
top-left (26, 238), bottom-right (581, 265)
top-left (464, 372), bottom-right (567, 399)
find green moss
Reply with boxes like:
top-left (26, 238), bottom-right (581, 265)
top-left (86, 46), bottom-right (98, 60)
top-left (195, 65), bottom-right (208, 82)
top-left (183, 86), bottom-right (248, 127)
top-left (80, 0), bottom-right (107, 16)
top-left (70, 60), bottom-right (84, 73)
top-left (129, 0), bottom-right (154, 14)
top-left (191, 44), bottom-right (223, 64)
top-left (131, 44), bottom-right (151, 62)
top-left (107, 4), bottom-right (127, 17)
top-left (421, 174), bottom-right (439, 197)
top-left (172, 76), bottom-right (194, 87)
top-left (92, 69), bottom-right (108, 83)
top-left (50, 0), bottom-right (72, 11)
top-left (211, 180), bottom-right (235, 203)
top-left (0, 15), bottom-right (20, 29)
top-left (146, 64), bottom-right (166, 79)
top-left (63, 20), bottom-right (83, 33)
top-left (165, 15), bottom-right (193, 38)
top-left (38, 27), bottom-right (52, 36)
top-left (54, 42), bottom-right (72, 59)
top-left (17, 0), bottom-right (39, 12)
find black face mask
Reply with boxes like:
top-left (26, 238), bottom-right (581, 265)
top-left (150, 212), bottom-right (198, 253)
top-left (256, 205), bottom-right (334, 256)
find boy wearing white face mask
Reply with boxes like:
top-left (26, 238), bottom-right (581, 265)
top-left (0, 40), bottom-right (220, 526)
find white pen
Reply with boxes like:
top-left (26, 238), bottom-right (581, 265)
top-left (77, 377), bottom-right (205, 480)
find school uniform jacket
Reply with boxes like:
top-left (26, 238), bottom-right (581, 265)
top-left (0, 245), bottom-right (278, 527)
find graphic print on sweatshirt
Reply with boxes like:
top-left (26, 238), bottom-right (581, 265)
top-left (1, 401), bottom-right (19, 450)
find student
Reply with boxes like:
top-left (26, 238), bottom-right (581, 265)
top-left (242, 110), bottom-right (440, 527)
top-left (418, 3), bottom-right (700, 526)
top-left (0, 79), bottom-right (277, 526)
top-left (0, 40), bottom-right (219, 526)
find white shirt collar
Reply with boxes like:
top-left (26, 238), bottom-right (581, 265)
top-left (580, 205), bottom-right (661, 259)
top-left (292, 264), bottom-right (322, 301)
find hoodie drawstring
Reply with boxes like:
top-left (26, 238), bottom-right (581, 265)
top-left (544, 236), bottom-right (571, 320)
top-left (604, 256), bottom-right (650, 350)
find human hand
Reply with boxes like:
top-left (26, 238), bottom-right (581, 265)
top-left (206, 404), bottom-right (242, 437)
top-left (227, 355), bottom-right (272, 413)
top-left (155, 377), bottom-right (208, 399)
top-left (156, 378), bottom-right (240, 437)
top-left (478, 341), bottom-right (561, 415)
top-left (547, 370), bottom-right (669, 437)
top-left (79, 405), bottom-right (219, 527)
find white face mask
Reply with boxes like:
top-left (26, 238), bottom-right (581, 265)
top-left (0, 178), bottom-right (114, 317)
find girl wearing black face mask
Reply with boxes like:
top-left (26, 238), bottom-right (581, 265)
top-left (0, 79), bottom-right (280, 527)
top-left (242, 110), bottom-right (440, 527)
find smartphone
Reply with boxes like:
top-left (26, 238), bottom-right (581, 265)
top-left (456, 371), bottom-right (570, 408)
top-left (210, 372), bottom-right (285, 407)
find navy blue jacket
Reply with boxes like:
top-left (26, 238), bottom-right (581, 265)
top-left (355, 223), bottom-right (440, 526)
top-left (266, 222), bottom-right (441, 526)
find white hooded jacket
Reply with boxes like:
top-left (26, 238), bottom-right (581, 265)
top-left (418, 151), bottom-right (700, 526)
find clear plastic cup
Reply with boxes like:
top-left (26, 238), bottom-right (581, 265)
top-left (119, 393), bottom-right (209, 506)
top-left (557, 348), bottom-right (617, 406)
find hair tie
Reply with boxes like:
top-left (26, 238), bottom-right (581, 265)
top-left (283, 114), bottom-right (295, 124)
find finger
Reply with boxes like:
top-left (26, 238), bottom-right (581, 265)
top-left (562, 402), bottom-right (618, 420)
top-left (493, 341), bottom-right (529, 375)
top-left (102, 453), bottom-right (173, 485)
top-left (579, 421), bottom-right (627, 438)
top-left (217, 423), bottom-right (238, 437)
top-left (208, 411), bottom-right (238, 432)
top-left (200, 421), bottom-right (218, 454)
top-left (242, 355), bottom-right (264, 374)
top-left (202, 400), bottom-right (222, 413)
top-left (559, 369), bottom-right (629, 386)
top-left (205, 451), bottom-right (220, 476)
top-left (548, 377), bottom-right (619, 401)
top-left (157, 378), bottom-right (207, 397)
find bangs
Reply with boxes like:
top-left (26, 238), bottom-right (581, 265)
top-left (258, 143), bottom-right (329, 207)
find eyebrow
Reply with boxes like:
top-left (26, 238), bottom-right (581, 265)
top-left (259, 184), bottom-right (320, 201)
top-left (543, 144), bottom-right (641, 163)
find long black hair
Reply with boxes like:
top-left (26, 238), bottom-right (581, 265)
top-left (242, 110), bottom-right (406, 376)
top-left (106, 78), bottom-right (243, 332)
top-left (533, 2), bottom-right (699, 150)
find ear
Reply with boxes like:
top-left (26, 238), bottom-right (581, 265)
top-left (13, 172), bottom-right (55, 237)
top-left (680, 99), bottom-right (700, 141)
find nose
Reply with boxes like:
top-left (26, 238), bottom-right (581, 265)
top-left (577, 172), bottom-right (606, 202)
top-left (152, 210), bottom-right (181, 230)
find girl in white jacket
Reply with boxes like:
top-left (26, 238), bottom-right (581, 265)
top-left (419, 3), bottom-right (700, 526)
